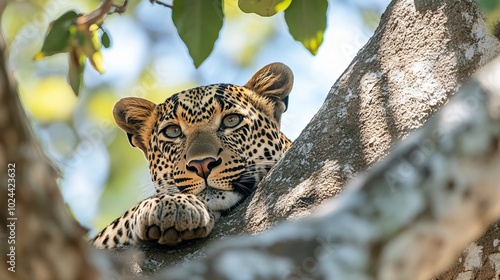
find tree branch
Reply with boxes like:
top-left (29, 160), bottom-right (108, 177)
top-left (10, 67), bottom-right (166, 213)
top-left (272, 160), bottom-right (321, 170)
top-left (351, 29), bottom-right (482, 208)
top-left (150, 0), bottom-right (173, 9)
top-left (75, 0), bottom-right (171, 29)
top-left (76, 0), bottom-right (114, 27)
top-left (110, 0), bottom-right (129, 14)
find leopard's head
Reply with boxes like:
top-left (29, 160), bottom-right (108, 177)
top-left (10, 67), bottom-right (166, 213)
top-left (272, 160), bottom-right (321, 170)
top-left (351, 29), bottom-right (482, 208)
top-left (113, 63), bottom-right (293, 213)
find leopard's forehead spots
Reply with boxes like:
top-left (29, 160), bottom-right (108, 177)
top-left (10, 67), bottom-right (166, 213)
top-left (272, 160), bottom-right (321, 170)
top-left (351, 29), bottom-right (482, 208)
top-left (93, 63), bottom-right (294, 249)
top-left (157, 84), bottom-right (249, 125)
top-left (144, 81), bottom-right (291, 212)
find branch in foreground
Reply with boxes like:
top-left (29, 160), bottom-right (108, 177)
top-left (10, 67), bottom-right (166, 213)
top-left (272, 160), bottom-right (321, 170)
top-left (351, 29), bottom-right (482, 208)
top-left (157, 56), bottom-right (500, 280)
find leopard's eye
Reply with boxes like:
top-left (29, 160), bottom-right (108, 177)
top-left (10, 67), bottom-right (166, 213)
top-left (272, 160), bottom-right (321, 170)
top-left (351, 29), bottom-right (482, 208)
top-left (221, 114), bottom-right (243, 129)
top-left (162, 125), bottom-right (182, 138)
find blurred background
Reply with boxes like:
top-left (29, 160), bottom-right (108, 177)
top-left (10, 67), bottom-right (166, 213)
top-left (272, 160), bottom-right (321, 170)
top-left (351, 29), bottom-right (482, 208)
top-left (2, 0), bottom-right (389, 237)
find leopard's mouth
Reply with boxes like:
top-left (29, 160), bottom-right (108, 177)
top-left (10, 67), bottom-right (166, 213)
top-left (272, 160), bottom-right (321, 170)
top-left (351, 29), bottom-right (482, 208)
top-left (217, 173), bottom-right (257, 215)
top-left (200, 171), bottom-right (257, 196)
top-left (232, 175), bottom-right (257, 198)
top-left (195, 173), bottom-right (257, 215)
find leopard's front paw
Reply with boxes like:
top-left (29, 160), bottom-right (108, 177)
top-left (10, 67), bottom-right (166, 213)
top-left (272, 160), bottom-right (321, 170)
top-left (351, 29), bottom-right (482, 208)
top-left (134, 193), bottom-right (215, 246)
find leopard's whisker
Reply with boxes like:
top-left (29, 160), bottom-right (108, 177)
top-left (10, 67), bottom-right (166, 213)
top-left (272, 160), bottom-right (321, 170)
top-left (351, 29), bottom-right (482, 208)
top-left (136, 181), bottom-right (157, 200)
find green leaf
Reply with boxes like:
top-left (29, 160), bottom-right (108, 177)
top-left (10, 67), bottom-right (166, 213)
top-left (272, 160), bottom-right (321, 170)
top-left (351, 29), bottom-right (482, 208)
top-left (101, 29), bottom-right (111, 48)
top-left (172, 0), bottom-right (224, 67)
top-left (70, 25), bottom-right (85, 47)
top-left (238, 0), bottom-right (291, 17)
top-left (68, 47), bottom-right (85, 96)
top-left (70, 24), bottom-right (105, 74)
top-left (35, 10), bottom-right (79, 59)
top-left (284, 0), bottom-right (328, 55)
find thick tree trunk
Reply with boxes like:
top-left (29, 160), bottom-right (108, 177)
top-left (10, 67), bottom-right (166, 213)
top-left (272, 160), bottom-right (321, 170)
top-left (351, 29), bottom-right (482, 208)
top-left (2, 0), bottom-right (500, 279)
top-left (0, 2), bottom-right (99, 280)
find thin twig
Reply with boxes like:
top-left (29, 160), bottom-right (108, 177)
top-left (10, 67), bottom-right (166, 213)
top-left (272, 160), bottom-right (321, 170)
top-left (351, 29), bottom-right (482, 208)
top-left (150, 0), bottom-right (173, 9)
top-left (75, 0), bottom-right (170, 29)
top-left (75, 0), bottom-right (113, 27)
top-left (110, 0), bottom-right (129, 14)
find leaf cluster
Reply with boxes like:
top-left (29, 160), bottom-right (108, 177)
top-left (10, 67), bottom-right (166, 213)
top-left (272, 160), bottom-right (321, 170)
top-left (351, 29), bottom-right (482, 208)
top-left (34, 11), bottom-right (111, 95)
top-left (35, 0), bottom-right (328, 95)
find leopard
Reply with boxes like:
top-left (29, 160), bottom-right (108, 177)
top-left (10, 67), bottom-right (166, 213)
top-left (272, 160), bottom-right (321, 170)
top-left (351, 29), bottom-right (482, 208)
top-left (91, 62), bottom-right (293, 249)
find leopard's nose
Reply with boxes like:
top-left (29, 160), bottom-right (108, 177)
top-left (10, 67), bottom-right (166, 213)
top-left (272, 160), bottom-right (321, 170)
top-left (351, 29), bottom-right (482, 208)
top-left (186, 157), bottom-right (221, 179)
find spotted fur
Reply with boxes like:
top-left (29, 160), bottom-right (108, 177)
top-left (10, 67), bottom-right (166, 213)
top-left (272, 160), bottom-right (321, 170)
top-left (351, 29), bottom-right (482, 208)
top-left (91, 63), bottom-right (293, 248)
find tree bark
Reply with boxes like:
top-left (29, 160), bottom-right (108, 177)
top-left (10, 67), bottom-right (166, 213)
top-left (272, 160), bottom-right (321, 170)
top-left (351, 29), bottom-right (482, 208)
top-left (0, 2), bottom-right (99, 280)
top-left (436, 221), bottom-right (500, 279)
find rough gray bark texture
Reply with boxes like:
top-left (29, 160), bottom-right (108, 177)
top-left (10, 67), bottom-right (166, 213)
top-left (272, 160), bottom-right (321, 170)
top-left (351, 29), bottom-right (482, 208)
top-left (243, 0), bottom-right (500, 231)
top-left (121, 0), bottom-right (500, 277)
top-left (436, 221), bottom-right (500, 279)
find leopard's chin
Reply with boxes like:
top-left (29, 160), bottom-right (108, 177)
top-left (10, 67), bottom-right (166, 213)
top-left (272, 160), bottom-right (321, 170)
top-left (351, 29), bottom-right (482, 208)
top-left (218, 175), bottom-right (258, 215)
top-left (197, 187), bottom-right (244, 213)
top-left (195, 174), bottom-right (257, 215)
top-left (232, 172), bottom-right (258, 197)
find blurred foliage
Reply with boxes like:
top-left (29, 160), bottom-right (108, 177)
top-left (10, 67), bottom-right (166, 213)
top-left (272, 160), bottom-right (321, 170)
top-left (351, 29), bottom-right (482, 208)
top-left (35, 0), bottom-right (329, 95)
top-left (478, 0), bottom-right (500, 11)
top-left (477, 0), bottom-right (500, 37)
top-left (360, 8), bottom-right (381, 31)
top-left (95, 131), bottom-right (149, 231)
top-left (1, 0), bottom-right (294, 233)
top-left (238, 0), bottom-right (291, 16)
top-left (19, 76), bottom-right (78, 123)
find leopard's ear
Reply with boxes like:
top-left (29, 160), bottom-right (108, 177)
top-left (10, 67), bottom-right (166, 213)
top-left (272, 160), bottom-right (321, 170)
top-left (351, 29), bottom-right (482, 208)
top-left (113, 97), bottom-right (156, 153)
top-left (244, 62), bottom-right (293, 121)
